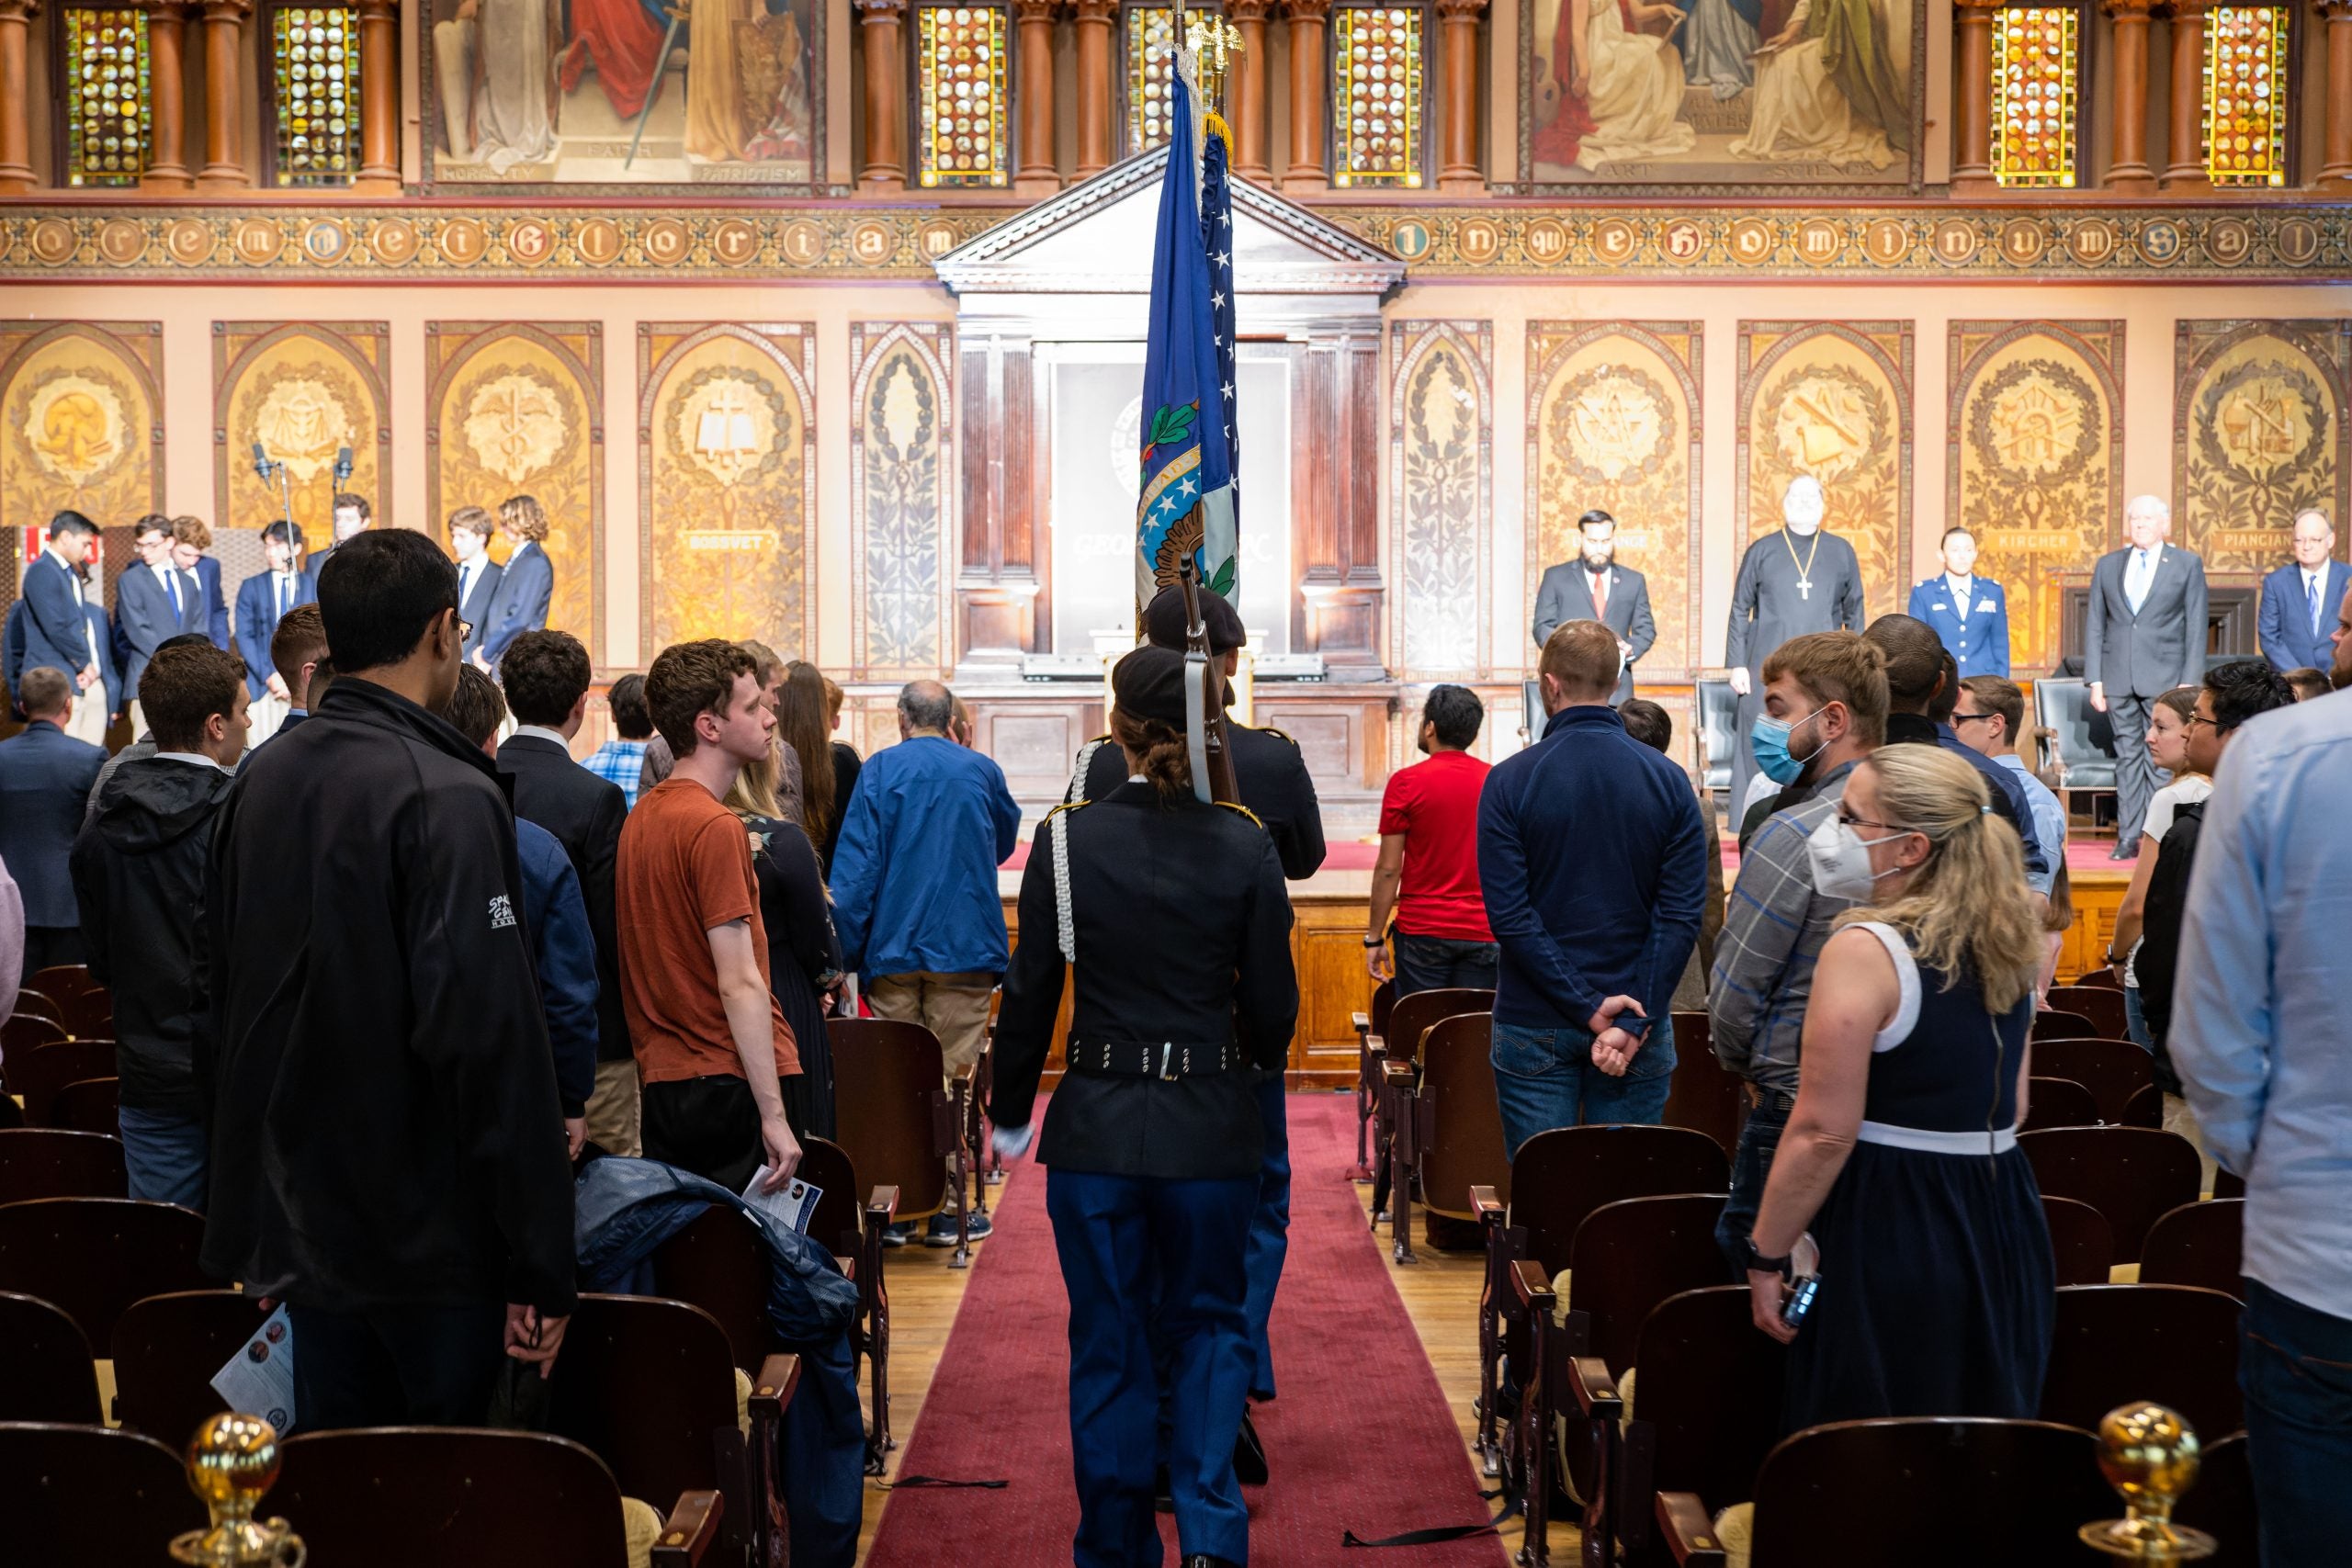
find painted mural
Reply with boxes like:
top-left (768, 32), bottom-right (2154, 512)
top-left (423, 0), bottom-right (821, 188)
top-left (1388, 321), bottom-right (1492, 678)
top-left (2173, 321), bottom-right (2352, 577)
top-left (638, 322), bottom-right (815, 657)
top-left (1947, 321), bottom-right (2123, 671)
top-left (214, 322), bottom-right (389, 544)
top-left (0, 321), bottom-right (162, 595)
top-left (1739, 320), bottom-right (1912, 620)
top-left (427, 321), bottom-right (605, 657)
top-left (1520, 0), bottom-right (1919, 188)
top-left (1527, 321), bottom-right (1704, 676)
top-left (850, 321), bottom-right (953, 678)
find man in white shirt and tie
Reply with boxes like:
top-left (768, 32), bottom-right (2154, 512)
top-left (448, 506), bottom-right (505, 667)
top-left (233, 520), bottom-right (317, 742)
top-left (117, 514), bottom-right (208, 736)
top-left (2256, 510), bottom-right (2350, 679)
top-left (2085, 493), bottom-right (2210, 857)
top-left (17, 510), bottom-right (113, 745)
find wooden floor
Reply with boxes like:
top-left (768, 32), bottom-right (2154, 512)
top-left (851, 1128), bottom-right (1573, 1565)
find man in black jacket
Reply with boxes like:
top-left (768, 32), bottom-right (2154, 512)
top-left (71, 641), bottom-right (248, 1207)
top-left (496, 629), bottom-right (635, 1155)
top-left (204, 528), bottom-right (575, 1430)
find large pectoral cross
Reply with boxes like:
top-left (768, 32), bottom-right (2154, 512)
top-left (1795, 574), bottom-right (1812, 601)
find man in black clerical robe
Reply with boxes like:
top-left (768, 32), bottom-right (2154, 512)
top-left (1724, 476), bottom-right (1865, 812)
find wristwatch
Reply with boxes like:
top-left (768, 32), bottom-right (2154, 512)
top-left (1363, 933), bottom-right (1385, 948)
top-left (1741, 1235), bottom-right (1792, 1277)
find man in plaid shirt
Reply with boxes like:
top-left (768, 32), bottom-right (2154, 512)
top-left (1708, 631), bottom-right (1889, 1274)
top-left (582, 673), bottom-right (652, 808)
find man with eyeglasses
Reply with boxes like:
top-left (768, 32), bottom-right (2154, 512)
top-left (1953, 675), bottom-right (2066, 900)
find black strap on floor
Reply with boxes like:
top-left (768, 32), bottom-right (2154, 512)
top-left (883, 1474), bottom-right (1011, 1490)
top-left (1340, 1487), bottom-right (1513, 1548)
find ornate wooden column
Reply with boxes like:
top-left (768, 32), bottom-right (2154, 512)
top-left (2323, 0), bottom-right (2352, 183)
top-left (1950, 0), bottom-right (1998, 194)
top-left (355, 0), bottom-right (400, 190)
top-left (1281, 0), bottom-right (1330, 194)
top-left (2160, 0), bottom-right (2211, 188)
top-left (2103, 0), bottom-right (2157, 188)
top-left (858, 0), bottom-right (909, 192)
top-left (1072, 0), bottom-right (1115, 177)
top-left (1012, 0), bottom-right (1059, 192)
top-left (0, 0), bottom-right (39, 192)
top-left (139, 1), bottom-right (194, 188)
top-left (1434, 0), bottom-right (1485, 191)
top-left (1229, 0), bottom-right (1273, 182)
top-left (197, 0), bottom-right (251, 187)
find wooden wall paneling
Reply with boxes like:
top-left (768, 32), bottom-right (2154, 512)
top-left (955, 332), bottom-right (1040, 674)
top-left (969, 693), bottom-right (1100, 795)
top-left (1293, 332), bottom-right (1387, 677)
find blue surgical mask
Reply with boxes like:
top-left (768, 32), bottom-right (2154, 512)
top-left (1748, 706), bottom-right (1827, 785)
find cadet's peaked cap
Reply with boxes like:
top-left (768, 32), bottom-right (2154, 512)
top-left (1111, 644), bottom-right (1193, 726)
top-left (1140, 584), bottom-right (1246, 654)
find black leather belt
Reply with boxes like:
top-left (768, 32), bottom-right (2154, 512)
top-left (1752, 1085), bottom-right (1798, 1115)
top-left (1066, 1038), bottom-right (1244, 1079)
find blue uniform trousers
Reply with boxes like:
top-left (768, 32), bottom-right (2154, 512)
top-left (1049, 1167), bottom-right (1257, 1568)
top-left (1242, 1072), bottom-right (1289, 1399)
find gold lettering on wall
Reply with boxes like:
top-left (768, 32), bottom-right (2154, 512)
top-left (427, 322), bottom-right (605, 659)
top-left (2173, 321), bottom-right (2352, 576)
top-left (637, 323), bottom-right (816, 659)
top-left (1948, 321), bottom-right (2123, 671)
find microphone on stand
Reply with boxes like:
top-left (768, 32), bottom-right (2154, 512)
top-left (333, 446), bottom-right (353, 487)
top-left (251, 441), bottom-right (277, 481)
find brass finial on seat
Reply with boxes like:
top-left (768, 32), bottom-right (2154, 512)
top-left (2078, 1403), bottom-right (2217, 1562)
top-left (169, 1413), bottom-right (307, 1567)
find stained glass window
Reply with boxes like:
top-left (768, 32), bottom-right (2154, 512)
top-left (268, 5), bottom-right (360, 186)
top-left (2205, 6), bottom-right (2290, 186)
top-left (1124, 6), bottom-right (1183, 156)
top-left (915, 4), bottom-right (1011, 188)
top-left (1331, 5), bottom-right (1423, 189)
top-left (60, 7), bottom-right (150, 188)
top-left (1990, 6), bottom-right (2076, 187)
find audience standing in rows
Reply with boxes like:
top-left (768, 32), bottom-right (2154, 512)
top-left (1620, 698), bottom-right (1726, 1014)
top-left (2109, 686), bottom-right (2206, 1050)
top-left (0, 666), bottom-right (107, 981)
top-left (582, 672), bottom-right (652, 807)
top-left (1367, 684), bottom-right (1496, 996)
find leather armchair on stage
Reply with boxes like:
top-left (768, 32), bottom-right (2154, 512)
top-left (1695, 681), bottom-right (1737, 809)
top-left (2033, 677), bottom-right (2119, 831)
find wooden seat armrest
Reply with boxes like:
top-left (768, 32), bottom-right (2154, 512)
top-left (650, 1490), bottom-right (726, 1567)
top-left (1351, 1010), bottom-right (1371, 1041)
top-left (1510, 1258), bottom-right (1555, 1311)
top-left (1654, 1492), bottom-right (1727, 1567)
top-left (1382, 1058), bottom-right (1417, 1090)
top-left (748, 1352), bottom-right (801, 1422)
top-left (952, 1061), bottom-right (978, 1088)
top-left (1567, 1355), bottom-right (1622, 1419)
top-left (1470, 1185), bottom-right (1502, 1223)
top-left (865, 1184), bottom-right (901, 1224)
top-left (1364, 1033), bottom-right (1386, 1061)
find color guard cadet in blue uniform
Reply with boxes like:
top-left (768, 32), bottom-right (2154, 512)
top-left (994, 644), bottom-right (1301, 1568)
top-left (1905, 525), bottom-right (2011, 679)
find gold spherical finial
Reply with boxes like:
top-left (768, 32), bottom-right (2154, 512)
top-left (186, 1412), bottom-right (283, 1514)
top-left (2079, 1403), bottom-right (2216, 1562)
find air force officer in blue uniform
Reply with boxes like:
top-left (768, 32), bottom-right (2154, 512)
top-left (2256, 510), bottom-right (2349, 676)
top-left (1905, 525), bottom-right (2010, 679)
top-left (992, 644), bottom-right (1300, 1568)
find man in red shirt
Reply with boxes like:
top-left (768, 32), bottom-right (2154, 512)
top-left (1368, 685), bottom-right (1497, 994)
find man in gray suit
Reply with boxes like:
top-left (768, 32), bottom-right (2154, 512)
top-left (2086, 492), bottom-right (2210, 859)
top-left (1532, 510), bottom-right (1657, 707)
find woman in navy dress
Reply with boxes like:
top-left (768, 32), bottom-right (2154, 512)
top-left (1743, 743), bottom-right (2054, 1432)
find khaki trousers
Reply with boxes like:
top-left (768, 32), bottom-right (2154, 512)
top-left (585, 1059), bottom-right (643, 1158)
top-left (63, 693), bottom-right (107, 746)
top-left (866, 971), bottom-right (996, 1213)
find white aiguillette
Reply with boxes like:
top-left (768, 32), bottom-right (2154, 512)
top-left (742, 1168), bottom-right (823, 1235)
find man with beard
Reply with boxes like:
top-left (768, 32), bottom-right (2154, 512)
top-left (1532, 509), bottom-right (1657, 708)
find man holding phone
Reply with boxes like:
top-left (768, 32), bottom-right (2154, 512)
top-left (1477, 622), bottom-right (1709, 1156)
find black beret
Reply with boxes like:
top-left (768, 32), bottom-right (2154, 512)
top-left (1140, 583), bottom-right (1246, 654)
top-left (1111, 644), bottom-right (1193, 726)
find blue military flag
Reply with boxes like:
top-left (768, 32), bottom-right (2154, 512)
top-left (1135, 58), bottom-right (1239, 611)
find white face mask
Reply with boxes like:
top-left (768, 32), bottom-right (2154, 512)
top-left (1806, 815), bottom-right (1908, 903)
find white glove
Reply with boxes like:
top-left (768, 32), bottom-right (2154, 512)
top-left (1728, 667), bottom-right (1752, 697)
top-left (990, 1123), bottom-right (1036, 1161)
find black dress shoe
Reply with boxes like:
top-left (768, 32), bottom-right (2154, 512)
top-left (1233, 1410), bottom-right (1269, 1486)
top-left (1182, 1557), bottom-right (1240, 1568)
top-left (2108, 842), bottom-right (2138, 861)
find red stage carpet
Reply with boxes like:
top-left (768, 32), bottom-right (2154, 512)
top-left (865, 1094), bottom-right (1507, 1567)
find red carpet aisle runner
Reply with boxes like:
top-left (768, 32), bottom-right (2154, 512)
top-left (864, 1094), bottom-right (1507, 1567)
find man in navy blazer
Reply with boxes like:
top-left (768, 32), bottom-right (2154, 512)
top-left (2256, 510), bottom-right (2350, 677)
top-left (1905, 525), bottom-right (2010, 679)
top-left (170, 517), bottom-right (232, 650)
top-left (232, 520), bottom-right (317, 739)
top-left (2086, 494), bottom-right (2211, 856)
top-left (448, 506), bottom-right (504, 665)
top-left (118, 515), bottom-right (208, 732)
top-left (477, 495), bottom-right (553, 668)
top-left (0, 665), bottom-right (107, 980)
top-left (18, 510), bottom-right (111, 745)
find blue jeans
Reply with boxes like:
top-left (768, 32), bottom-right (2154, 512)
top-left (1490, 1016), bottom-right (1677, 1158)
top-left (2124, 983), bottom-right (2151, 1049)
top-left (2241, 1278), bottom-right (2352, 1567)
top-left (1715, 1094), bottom-right (1791, 1277)
top-left (1393, 933), bottom-right (1499, 996)
top-left (1049, 1168), bottom-right (1256, 1568)
top-left (118, 1102), bottom-right (209, 1209)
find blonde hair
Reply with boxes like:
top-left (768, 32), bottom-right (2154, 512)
top-left (498, 493), bottom-right (550, 543)
top-left (725, 734), bottom-right (787, 821)
top-left (447, 504), bottom-right (495, 541)
top-left (1835, 746), bottom-right (2043, 1014)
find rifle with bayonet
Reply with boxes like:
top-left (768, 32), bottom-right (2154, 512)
top-left (1176, 554), bottom-right (1240, 806)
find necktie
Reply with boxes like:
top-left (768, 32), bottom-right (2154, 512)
top-left (2128, 550), bottom-right (2150, 613)
top-left (1590, 569), bottom-right (1608, 619)
top-left (2312, 574), bottom-right (2324, 637)
top-left (277, 575), bottom-right (288, 621)
top-left (168, 569), bottom-right (183, 617)
top-left (1951, 577), bottom-right (1969, 623)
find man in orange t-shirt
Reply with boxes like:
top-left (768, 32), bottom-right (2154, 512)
top-left (617, 638), bottom-right (802, 1193)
